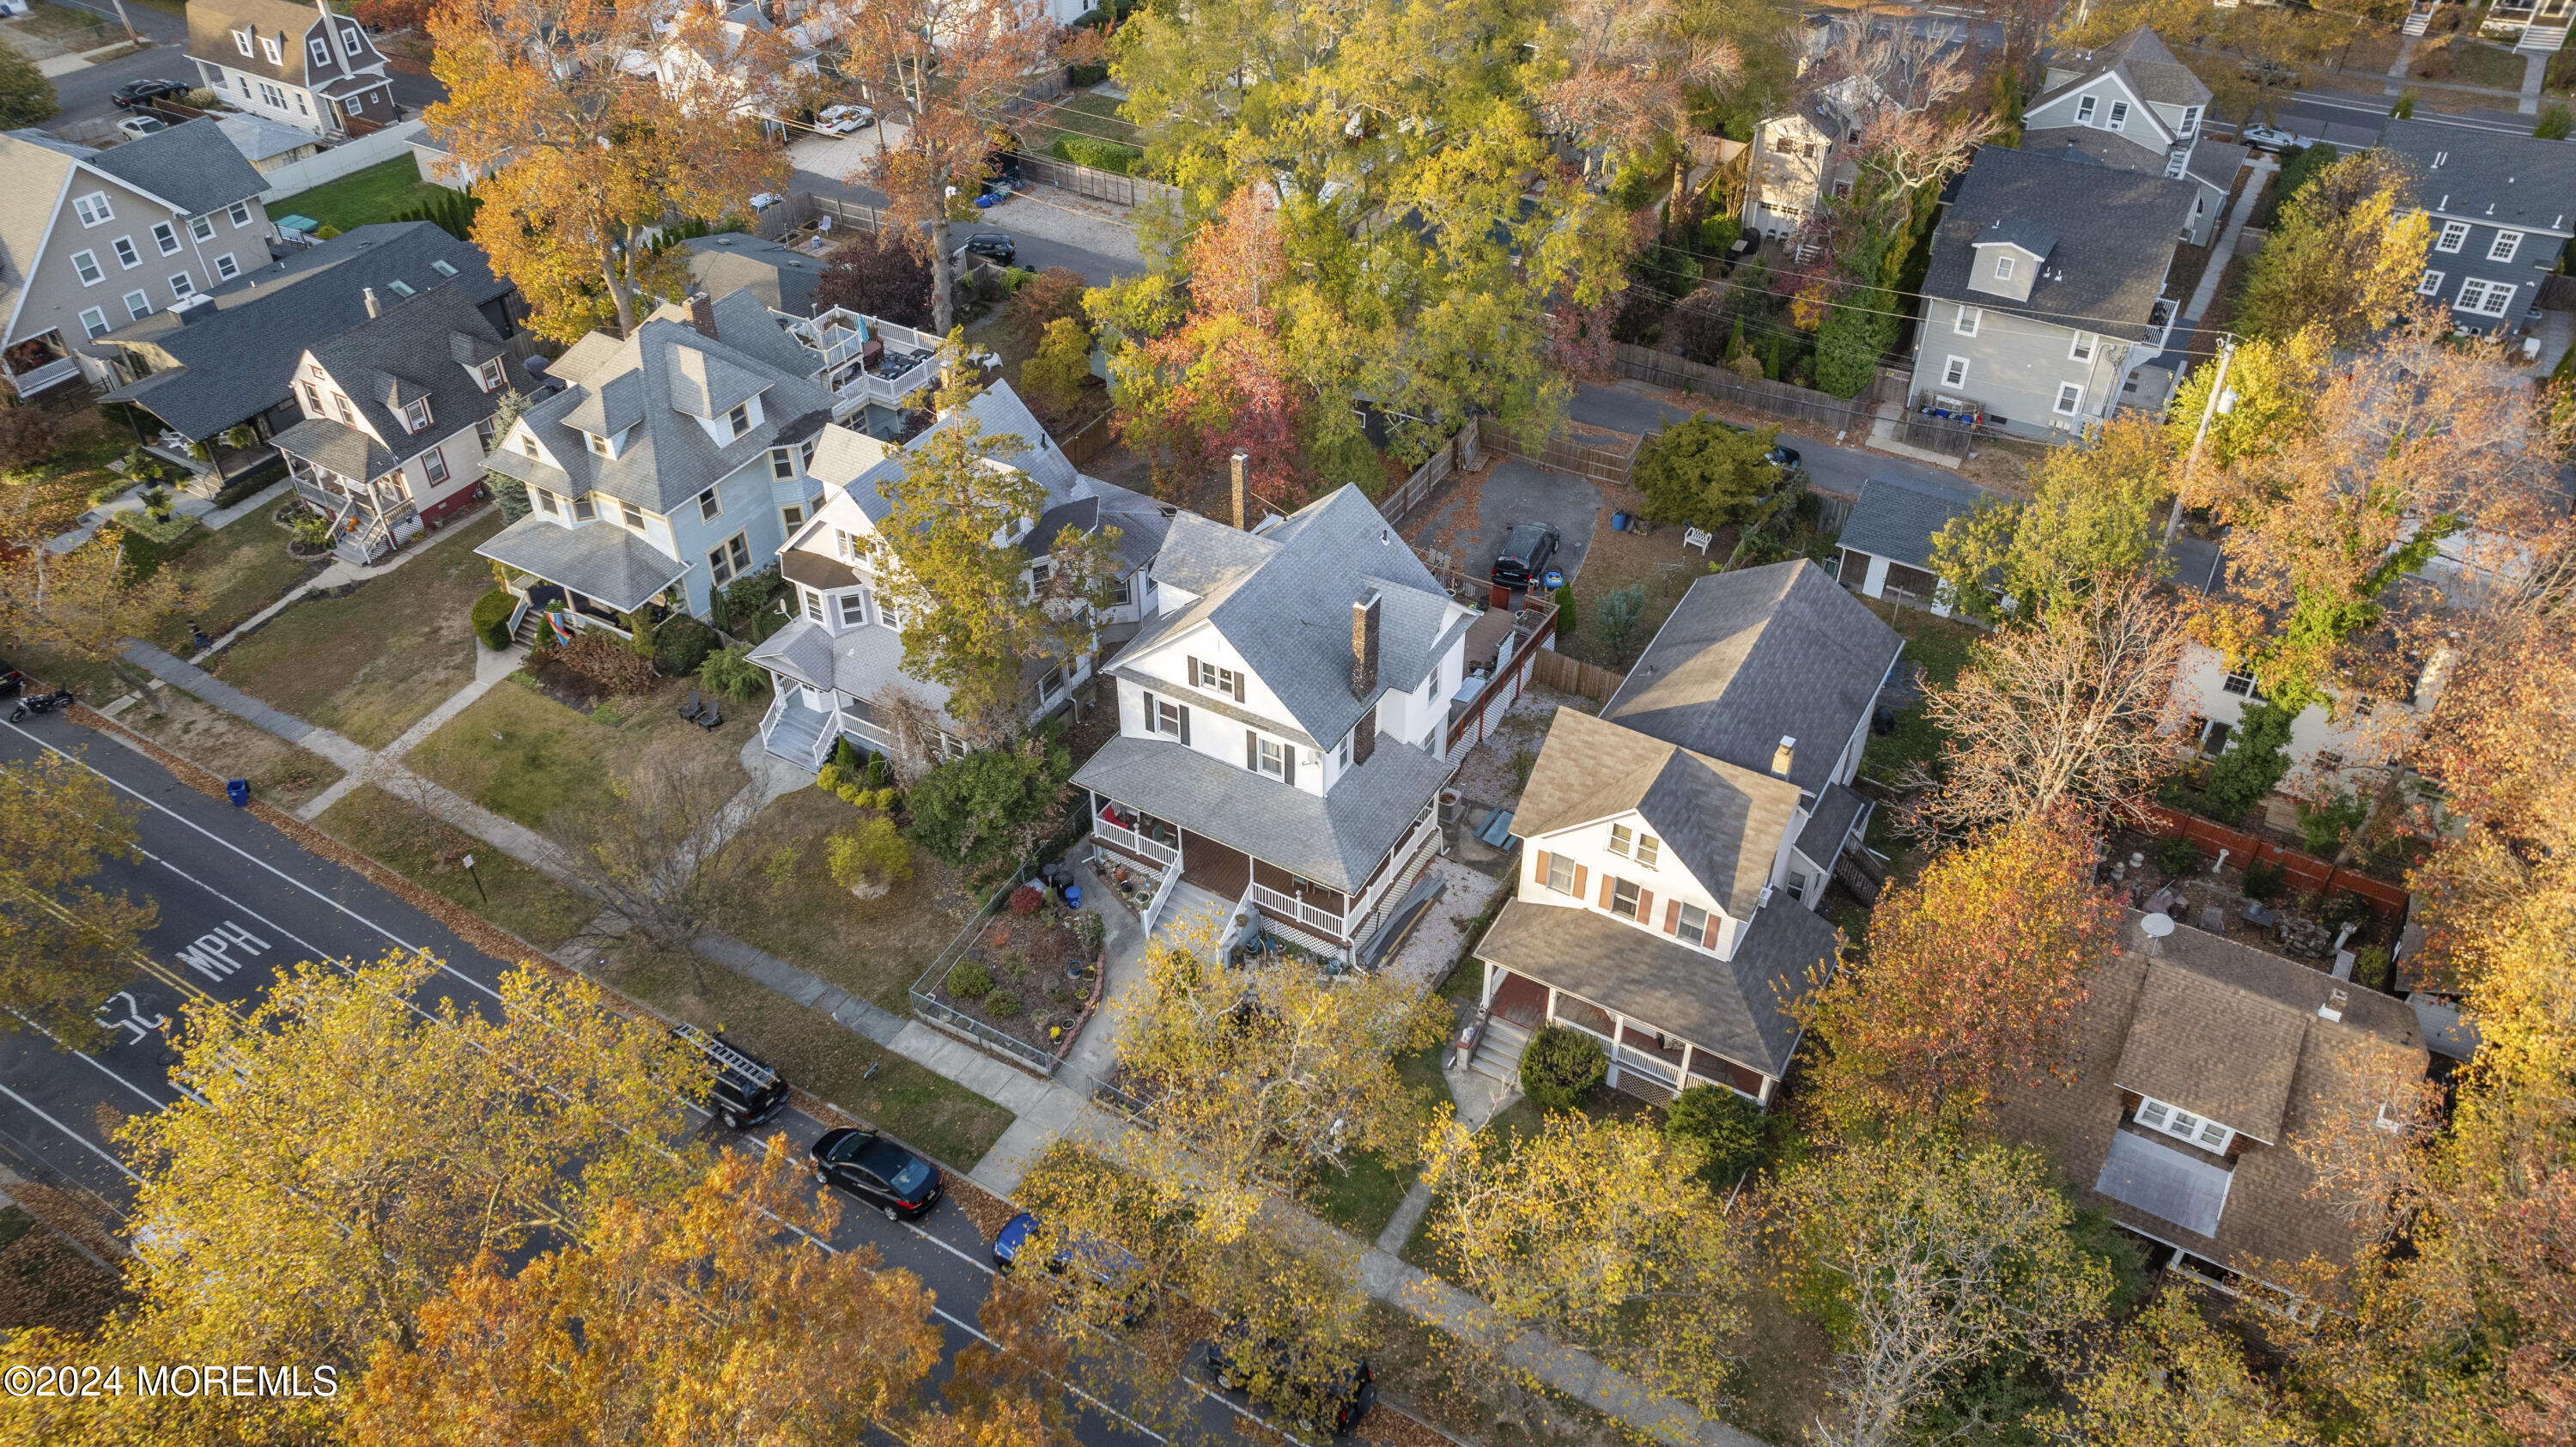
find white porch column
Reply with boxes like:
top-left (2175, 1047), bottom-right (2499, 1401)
top-left (1479, 958), bottom-right (1498, 1009)
top-left (1544, 987), bottom-right (1558, 1023)
top-left (1605, 1010), bottom-right (1626, 1089)
top-left (1678, 1040), bottom-right (1696, 1091)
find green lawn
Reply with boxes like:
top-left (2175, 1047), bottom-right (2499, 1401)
top-left (316, 784), bottom-right (598, 948)
top-left (149, 514), bottom-right (320, 653)
top-left (271, 155), bottom-right (447, 234)
top-left (212, 513), bottom-right (501, 748)
top-left (1025, 88), bottom-right (1140, 154)
top-left (1304, 1038), bottom-right (1454, 1240)
top-left (708, 787), bottom-right (969, 1014)
top-left (407, 675), bottom-right (757, 831)
top-left (599, 937), bottom-right (1015, 1169)
top-left (1857, 598), bottom-right (1980, 791)
top-left (2452, 39), bottom-right (2528, 90)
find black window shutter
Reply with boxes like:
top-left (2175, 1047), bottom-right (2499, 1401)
top-left (1246, 728), bottom-right (1258, 771)
top-left (1232, 671), bottom-right (1245, 703)
top-left (1139, 690), bottom-right (1156, 732)
top-left (1178, 706), bottom-right (1189, 746)
top-left (1285, 747), bottom-right (1296, 787)
top-left (1187, 656), bottom-right (1200, 690)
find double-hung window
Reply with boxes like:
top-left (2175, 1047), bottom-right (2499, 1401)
top-left (151, 222), bottom-right (179, 256)
top-left (2136, 1096), bottom-right (2234, 1153)
top-left (619, 500), bottom-right (645, 531)
top-left (1194, 658), bottom-right (1242, 698)
top-left (73, 192), bottom-right (112, 227)
top-left (586, 431), bottom-right (611, 457)
top-left (422, 449), bottom-right (450, 485)
top-left (476, 358), bottom-right (503, 391)
top-left (707, 532), bottom-right (750, 585)
top-left (2489, 229), bottom-right (2524, 264)
top-left (534, 490), bottom-right (560, 518)
top-left (167, 273), bottom-right (193, 302)
top-left (2075, 94), bottom-right (2097, 124)
top-left (71, 250), bottom-right (101, 285)
top-left (726, 402), bottom-right (750, 438)
top-left (572, 494), bottom-right (597, 522)
top-left (228, 201), bottom-right (252, 227)
top-left (2178, 105), bottom-right (2200, 137)
top-left (769, 447), bottom-right (796, 480)
top-left (2434, 219), bottom-right (2470, 254)
top-left (2106, 100), bottom-right (2129, 130)
top-left (214, 252), bottom-right (240, 281)
top-left (1146, 695), bottom-right (1188, 740)
top-left (1674, 901), bottom-right (1710, 944)
top-left (234, 27), bottom-right (253, 56)
top-left (697, 485), bottom-right (721, 521)
top-left (804, 589), bottom-right (825, 622)
top-left (1994, 254), bottom-right (2016, 282)
top-left (2069, 331), bottom-right (2097, 362)
top-left (309, 37), bottom-right (331, 67)
top-left (1953, 306), bottom-right (1980, 337)
top-left (1545, 854), bottom-right (1577, 895)
top-left (1249, 731), bottom-right (1291, 782)
top-left (122, 289), bottom-right (153, 320)
top-left (2054, 381), bottom-right (2085, 416)
top-left (260, 33), bottom-right (282, 64)
top-left (1609, 878), bottom-right (1642, 920)
top-left (838, 593), bottom-right (868, 628)
top-left (112, 236), bottom-right (139, 269)
top-left (77, 307), bottom-right (109, 340)
top-left (1609, 824), bottom-right (1660, 867)
top-left (189, 215), bottom-right (216, 243)
top-left (1942, 355), bottom-right (1970, 388)
top-left (403, 398), bottom-right (431, 434)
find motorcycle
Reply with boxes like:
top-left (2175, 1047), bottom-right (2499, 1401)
top-left (9, 688), bottom-right (73, 722)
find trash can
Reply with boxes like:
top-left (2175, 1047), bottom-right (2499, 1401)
top-left (1064, 884), bottom-right (1082, 909)
top-left (226, 779), bottom-right (250, 807)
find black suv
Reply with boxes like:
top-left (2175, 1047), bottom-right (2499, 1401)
top-left (1204, 1326), bottom-right (1376, 1438)
top-left (811, 1128), bottom-right (942, 1221)
top-left (676, 1024), bottom-right (787, 1130)
top-left (1490, 522), bottom-right (1560, 590)
top-left (112, 79), bottom-right (189, 112)
top-left (962, 233), bottom-right (1017, 263)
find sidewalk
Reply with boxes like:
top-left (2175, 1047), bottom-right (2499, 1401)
top-left (121, 635), bottom-right (1769, 1446)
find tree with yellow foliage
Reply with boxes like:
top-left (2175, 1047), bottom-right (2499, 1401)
top-left (0, 752), bottom-right (156, 1043)
top-left (2236, 151), bottom-right (2430, 346)
top-left (2035, 1290), bottom-right (2308, 1447)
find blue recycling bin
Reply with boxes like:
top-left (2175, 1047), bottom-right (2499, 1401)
top-left (226, 779), bottom-right (250, 807)
top-left (1541, 567), bottom-right (1565, 592)
top-left (1064, 884), bottom-right (1082, 909)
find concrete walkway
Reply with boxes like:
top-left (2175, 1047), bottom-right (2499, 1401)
top-left (1863, 401), bottom-right (1966, 467)
top-left (2521, 52), bottom-right (2550, 116)
top-left (2182, 152), bottom-right (2278, 326)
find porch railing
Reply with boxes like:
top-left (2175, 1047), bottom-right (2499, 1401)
top-left (1093, 816), bottom-right (1178, 867)
top-left (1249, 880), bottom-right (1346, 935)
top-left (1139, 856), bottom-right (1182, 935)
top-left (9, 356), bottom-right (79, 395)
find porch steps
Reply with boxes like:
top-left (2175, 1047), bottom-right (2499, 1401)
top-left (764, 695), bottom-right (830, 764)
top-left (1468, 1016), bottom-right (1532, 1084)
top-left (512, 608), bottom-right (548, 648)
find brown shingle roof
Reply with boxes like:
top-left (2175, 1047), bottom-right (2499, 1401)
top-left (2113, 964), bottom-right (2308, 1144)
top-left (1513, 707), bottom-right (1804, 915)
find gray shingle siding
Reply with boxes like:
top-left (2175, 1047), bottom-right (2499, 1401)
top-left (2380, 119), bottom-right (2576, 331)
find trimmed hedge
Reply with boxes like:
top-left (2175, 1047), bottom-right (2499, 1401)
top-left (470, 587), bottom-right (517, 651)
top-left (1520, 1024), bottom-right (1606, 1110)
top-left (1051, 134), bottom-right (1141, 175)
top-left (654, 613), bottom-right (716, 678)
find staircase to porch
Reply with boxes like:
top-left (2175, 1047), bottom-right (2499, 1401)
top-left (764, 692), bottom-right (832, 765)
top-left (1467, 1016), bottom-right (1532, 1084)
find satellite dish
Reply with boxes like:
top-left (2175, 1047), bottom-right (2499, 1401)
top-left (2142, 912), bottom-right (2175, 955)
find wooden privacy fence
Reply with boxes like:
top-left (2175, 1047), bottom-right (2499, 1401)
top-left (1056, 410), bottom-right (1115, 468)
top-left (1527, 649), bottom-right (1626, 702)
top-left (1002, 152), bottom-right (1183, 210)
top-left (1494, 423), bottom-right (1639, 488)
top-left (2137, 806), bottom-right (2411, 917)
top-left (807, 195), bottom-right (890, 234)
top-left (1611, 344), bottom-right (1893, 434)
top-left (1378, 418), bottom-right (1479, 526)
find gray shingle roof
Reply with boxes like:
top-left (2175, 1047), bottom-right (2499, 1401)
top-left (684, 233), bottom-right (829, 316)
top-left (1923, 145), bottom-right (2196, 340)
top-left (86, 119), bottom-right (268, 216)
top-left (1071, 727), bottom-right (1449, 892)
top-left (2381, 116), bottom-right (2576, 234)
top-left (269, 414), bottom-right (392, 480)
top-left (912, 382), bottom-right (1078, 496)
top-left (1516, 707), bottom-right (1805, 915)
top-left (2184, 136), bottom-right (2247, 193)
top-left (1838, 473), bottom-right (1991, 571)
top-left (1794, 781), bottom-right (1870, 865)
top-left (94, 222), bottom-right (507, 440)
top-left (476, 514), bottom-right (690, 613)
top-left (1603, 561), bottom-right (1905, 795)
top-left (501, 313), bottom-right (832, 513)
top-left (747, 615), bottom-right (959, 720)
top-left (1109, 486), bottom-right (1462, 751)
top-left (283, 279), bottom-right (534, 470)
top-left (187, 0), bottom-right (385, 88)
top-left (2038, 27), bottom-right (2211, 112)
top-left (1474, 897), bottom-right (1838, 1079)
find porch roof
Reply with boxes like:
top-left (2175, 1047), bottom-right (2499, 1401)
top-left (1793, 781), bottom-right (1869, 866)
top-left (477, 514), bottom-right (686, 615)
top-left (272, 416), bottom-right (394, 483)
top-left (1474, 897), bottom-right (1841, 1079)
top-left (1072, 730), bottom-right (1449, 894)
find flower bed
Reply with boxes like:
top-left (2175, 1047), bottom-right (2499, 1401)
top-left (924, 886), bottom-right (1105, 1054)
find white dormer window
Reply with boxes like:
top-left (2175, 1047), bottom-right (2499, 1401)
top-left (2107, 100), bottom-right (2129, 131)
top-left (342, 25), bottom-right (361, 50)
top-left (475, 358), bottom-right (503, 392)
top-left (234, 27), bottom-right (254, 56)
top-left (1953, 306), bottom-right (1981, 337)
top-left (261, 33), bottom-right (283, 64)
top-left (2075, 94), bottom-right (2097, 124)
top-left (73, 192), bottom-right (112, 227)
top-left (2489, 229), bottom-right (2524, 264)
top-left (2178, 106), bottom-right (2200, 137)
top-left (1994, 254), bottom-right (2015, 282)
top-left (403, 398), bottom-right (432, 434)
top-left (2136, 1096), bottom-right (2235, 1154)
top-left (726, 401), bottom-right (750, 439)
top-left (586, 431), bottom-right (611, 456)
top-left (2435, 220), bottom-right (2470, 254)
top-left (310, 37), bottom-right (331, 66)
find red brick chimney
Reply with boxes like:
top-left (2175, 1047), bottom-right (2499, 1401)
top-left (688, 290), bottom-right (717, 340)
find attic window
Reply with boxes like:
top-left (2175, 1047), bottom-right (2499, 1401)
top-left (2075, 94), bottom-right (2097, 124)
top-left (726, 402), bottom-right (750, 439)
top-left (261, 33), bottom-right (282, 64)
top-left (475, 358), bottom-right (503, 392)
top-left (2107, 100), bottom-right (2129, 131)
top-left (586, 431), bottom-right (612, 457)
top-left (1994, 255), bottom-right (2016, 282)
top-left (519, 431), bottom-right (539, 459)
top-left (309, 37), bottom-right (330, 66)
top-left (2136, 1096), bottom-right (2234, 1154)
top-left (1608, 824), bottom-right (1659, 868)
top-left (403, 398), bottom-right (432, 434)
top-left (430, 259), bottom-right (459, 277)
top-left (234, 27), bottom-right (253, 56)
top-left (386, 279), bottom-right (416, 298)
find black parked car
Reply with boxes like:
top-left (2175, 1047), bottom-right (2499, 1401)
top-left (962, 232), bottom-right (1017, 263)
top-left (112, 79), bottom-right (188, 112)
top-left (1716, 419), bottom-right (1801, 470)
top-left (675, 1024), bottom-right (787, 1130)
top-left (1490, 522), bottom-right (1560, 589)
top-left (810, 1127), bottom-right (942, 1221)
top-left (1203, 1325), bottom-right (1376, 1438)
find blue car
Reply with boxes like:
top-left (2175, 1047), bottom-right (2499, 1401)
top-left (993, 1212), bottom-right (1151, 1323)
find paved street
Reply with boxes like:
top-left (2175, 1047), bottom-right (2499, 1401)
top-left (1568, 381), bottom-right (1970, 502)
top-left (0, 710), bottom-right (1252, 1447)
top-left (785, 127), bottom-right (1151, 288)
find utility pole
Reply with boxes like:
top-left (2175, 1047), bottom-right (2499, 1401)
top-left (2166, 335), bottom-right (2236, 545)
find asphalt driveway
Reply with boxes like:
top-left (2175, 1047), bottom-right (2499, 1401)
top-left (1407, 455), bottom-right (1603, 593)
top-left (1569, 381), bottom-right (1969, 502)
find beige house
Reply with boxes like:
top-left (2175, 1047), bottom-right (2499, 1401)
top-left (187, 0), bottom-right (398, 139)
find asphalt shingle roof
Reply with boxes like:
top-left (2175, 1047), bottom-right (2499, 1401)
top-left (1839, 473), bottom-right (1991, 571)
top-left (282, 279), bottom-right (535, 470)
top-left (1602, 561), bottom-right (1905, 795)
top-left (1109, 486), bottom-right (1464, 751)
top-left (85, 119), bottom-right (268, 216)
top-left (94, 222), bottom-right (507, 440)
top-left (1474, 898), bottom-right (1838, 1079)
top-left (2037, 27), bottom-right (2211, 112)
top-left (1923, 144), bottom-right (2196, 340)
top-left (1071, 727), bottom-right (1450, 892)
top-left (1794, 781), bottom-right (1870, 864)
top-left (2381, 116), bottom-right (2576, 233)
top-left (684, 233), bottom-right (829, 316)
top-left (475, 514), bottom-right (690, 613)
top-left (1516, 708), bottom-right (1805, 915)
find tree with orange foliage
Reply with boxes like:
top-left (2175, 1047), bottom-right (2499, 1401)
top-left (428, 0), bottom-right (804, 341)
top-left (821, 0), bottom-right (1095, 333)
top-left (1805, 812), bottom-right (2118, 1132)
top-left (352, 1138), bottom-right (945, 1447)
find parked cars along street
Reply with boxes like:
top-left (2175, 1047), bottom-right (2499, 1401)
top-left (810, 1127), bottom-right (943, 1220)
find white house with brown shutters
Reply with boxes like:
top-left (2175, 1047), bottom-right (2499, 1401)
top-left (1073, 483), bottom-right (1479, 964)
top-left (1468, 562), bottom-right (1904, 1104)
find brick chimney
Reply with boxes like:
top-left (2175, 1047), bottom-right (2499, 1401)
top-left (1771, 736), bottom-right (1796, 778)
top-left (361, 286), bottom-right (381, 319)
top-left (1351, 589), bottom-right (1381, 702)
top-left (688, 289), bottom-right (718, 340)
top-left (1230, 449), bottom-right (1249, 531)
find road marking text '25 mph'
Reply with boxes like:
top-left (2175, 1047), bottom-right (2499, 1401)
top-left (174, 921), bottom-right (270, 982)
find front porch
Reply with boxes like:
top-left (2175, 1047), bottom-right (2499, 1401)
top-left (4, 330), bottom-right (83, 398)
top-left (282, 451), bottom-right (422, 565)
top-left (476, 512), bottom-right (692, 641)
top-left (1479, 966), bottom-right (1773, 1105)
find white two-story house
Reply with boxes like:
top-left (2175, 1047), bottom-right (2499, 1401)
top-left (476, 289), bottom-right (833, 629)
top-left (1471, 562), bottom-right (1903, 1106)
top-left (186, 0), bottom-right (398, 140)
top-left (1911, 143), bottom-right (2197, 440)
top-left (2024, 27), bottom-right (2239, 247)
top-left (1074, 484), bottom-right (1479, 965)
top-left (2379, 117), bottom-right (2576, 337)
top-left (744, 380), bottom-right (1173, 767)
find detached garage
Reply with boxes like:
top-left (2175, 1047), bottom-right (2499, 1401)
top-left (1834, 472), bottom-right (1990, 618)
